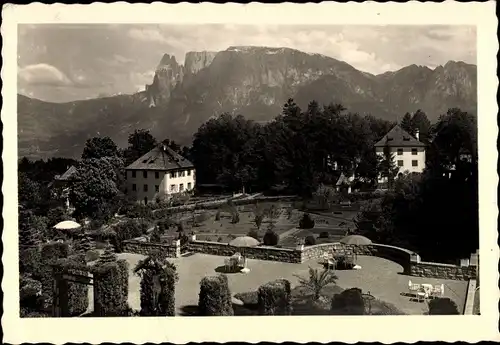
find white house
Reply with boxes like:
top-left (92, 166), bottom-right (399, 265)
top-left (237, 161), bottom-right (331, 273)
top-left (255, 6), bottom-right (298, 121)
top-left (374, 125), bottom-right (426, 184)
top-left (125, 144), bottom-right (196, 204)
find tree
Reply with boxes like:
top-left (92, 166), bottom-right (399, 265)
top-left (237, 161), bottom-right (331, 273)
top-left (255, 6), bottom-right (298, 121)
top-left (123, 129), bottom-right (158, 166)
top-left (295, 267), bottom-right (338, 301)
top-left (400, 112), bottom-right (413, 134)
top-left (428, 297), bottom-right (460, 315)
top-left (378, 143), bottom-right (400, 189)
top-left (70, 157), bottom-right (122, 220)
top-left (99, 242), bottom-right (117, 264)
top-left (410, 109), bottom-right (431, 143)
top-left (19, 211), bottom-right (46, 246)
top-left (81, 136), bottom-right (120, 160)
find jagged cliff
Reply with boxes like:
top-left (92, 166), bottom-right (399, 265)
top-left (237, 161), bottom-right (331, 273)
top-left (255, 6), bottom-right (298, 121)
top-left (18, 45), bottom-right (477, 159)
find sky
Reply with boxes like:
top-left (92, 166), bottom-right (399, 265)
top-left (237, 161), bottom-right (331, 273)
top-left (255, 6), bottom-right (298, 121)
top-left (18, 24), bottom-right (476, 103)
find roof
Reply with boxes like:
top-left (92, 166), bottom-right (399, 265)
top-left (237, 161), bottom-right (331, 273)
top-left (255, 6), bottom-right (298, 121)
top-left (374, 125), bottom-right (426, 148)
top-left (56, 165), bottom-right (77, 181)
top-left (126, 145), bottom-right (194, 171)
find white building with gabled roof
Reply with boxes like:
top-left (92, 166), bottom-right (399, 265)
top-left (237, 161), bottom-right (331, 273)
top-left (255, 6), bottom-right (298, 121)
top-left (374, 125), bottom-right (426, 184)
top-left (125, 144), bottom-right (196, 204)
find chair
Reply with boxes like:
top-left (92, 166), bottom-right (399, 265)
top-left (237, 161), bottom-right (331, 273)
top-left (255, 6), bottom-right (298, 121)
top-left (408, 280), bottom-right (421, 296)
top-left (432, 284), bottom-right (444, 297)
top-left (224, 258), bottom-right (232, 272)
top-left (326, 258), bottom-right (336, 270)
top-left (416, 287), bottom-right (428, 302)
top-left (321, 252), bottom-right (329, 265)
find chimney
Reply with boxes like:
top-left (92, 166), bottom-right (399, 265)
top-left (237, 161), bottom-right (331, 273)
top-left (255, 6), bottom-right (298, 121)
top-left (415, 129), bottom-right (420, 141)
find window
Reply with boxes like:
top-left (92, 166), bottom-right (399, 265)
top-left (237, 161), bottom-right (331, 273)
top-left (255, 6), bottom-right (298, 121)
top-left (397, 160), bottom-right (404, 167)
top-left (181, 171), bottom-right (185, 177)
top-left (132, 184), bottom-right (137, 191)
top-left (132, 171), bottom-right (136, 178)
top-left (143, 184), bottom-right (148, 192)
top-left (397, 149), bottom-right (403, 155)
top-left (187, 182), bottom-right (192, 190)
top-left (179, 183), bottom-right (184, 192)
top-left (411, 148), bottom-right (418, 155)
top-left (170, 172), bottom-right (176, 178)
top-left (155, 171), bottom-right (160, 179)
top-left (170, 184), bottom-right (176, 192)
top-left (187, 170), bottom-right (191, 176)
top-left (155, 185), bottom-right (159, 192)
top-left (143, 171), bottom-right (147, 178)
top-left (412, 160), bottom-right (418, 167)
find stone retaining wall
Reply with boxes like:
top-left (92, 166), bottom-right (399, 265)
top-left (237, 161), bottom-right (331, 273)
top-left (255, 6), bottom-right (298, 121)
top-left (301, 242), bottom-right (415, 273)
top-left (187, 240), bottom-right (302, 263)
top-left (122, 240), bottom-right (180, 258)
top-left (409, 260), bottom-right (477, 281)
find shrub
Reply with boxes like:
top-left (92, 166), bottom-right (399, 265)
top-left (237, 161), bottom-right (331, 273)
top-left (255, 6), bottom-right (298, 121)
top-left (98, 243), bottom-right (117, 264)
top-left (234, 291), bottom-right (259, 306)
top-left (65, 255), bottom-right (90, 316)
top-left (40, 241), bottom-right (70, 297)
top-left (198, 275), bottom-right (234, 316)
top-left (263, 230), bottom-right (279, 246)
top-left (299, 213), bottom-right (315, 229)
top-left (319, 231), bottom-right (329, 239)
top-left (215, 210), bottom-right (221, 221)
top-left (20, 275), bottom-right (43, 313)
top-left (47, 207), bottom-right (69, 228)
top-left (254, 213), bottom-right (264, 230)
top-left (304, 235), bottom-right (316, 246)
top-left (157, 218), bottom-right (175, 233)
top-left (247, 229), bottom-right (260, 241)
top-left (257, 279), bottom-right (292, 315)
top-left (231, 211), bottom-right (240, 224)
top-left (85, 249), bottom-right (101, 262)
top-left (150, 226), bottom-right (161, 243)
top-left (428, 297), bottom-right (460, 315)
top-left (19, 247), bottom-right (42, 277)
top-left (93, 261), bottom-right (128, 316)
top-left (331, 288), bottom-right (365, 315)
top-left (335, 255), bottom-right (355, 270)
top-left (89, 218), bottom-right (104, 230)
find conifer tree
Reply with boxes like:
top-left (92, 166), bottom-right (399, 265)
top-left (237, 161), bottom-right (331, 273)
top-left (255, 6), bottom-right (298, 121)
top-left (99, 242), bottom-right (117, 264)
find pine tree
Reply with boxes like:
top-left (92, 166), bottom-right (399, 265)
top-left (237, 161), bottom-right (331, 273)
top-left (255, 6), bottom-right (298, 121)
top-left (79, 234), bottom-right (93, 252)
top-left (19, 212), bottom-right (45, 247)
top-left (400, 112), bottom-right (413, 135)
top-left (378, 143), bottom-right (400, 189)
top-left (99, 242), bottom-right (117, 264)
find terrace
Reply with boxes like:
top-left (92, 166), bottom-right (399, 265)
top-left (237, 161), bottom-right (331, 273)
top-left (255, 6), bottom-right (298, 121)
top-left (99, 252), bottom-right (468, 316)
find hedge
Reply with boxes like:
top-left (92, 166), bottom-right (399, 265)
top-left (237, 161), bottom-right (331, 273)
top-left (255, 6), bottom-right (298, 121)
top-left (257, 279), bottom-right (292, 315)
top-left (330, 288), bottom-right (365, 315)
top-left (40, 242), bottom-right (70, 298)
top-left (93, 261), bottom-right (128, 316)
top-left (158, 262), bottom-right (177, 316)
top-left (198, 275), bottom-right (233, 316)
top-left (65, 254), bottom-right (90, 316)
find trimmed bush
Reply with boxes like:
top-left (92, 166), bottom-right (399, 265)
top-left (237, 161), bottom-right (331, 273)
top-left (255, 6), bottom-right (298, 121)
top-left (331, 288), bottom-right (365, 315)
top-left (65, 255), bottom-right (90, 316)
top-left (215, 210), bottom-right (221, 221)
top-left (319, 231), bottom-right (329, 239)
top-left (234, 291), bottom-right (259, 306)
top-left (135, 256), bottom-right (177, 316)
top-left (247, 229), bottom-right (260, 241)
top-left (198, 275), bottom-right (234, 316)
top-left (40, 241), bottom-right (70, 298)
top-left (428, 297), bottom-right (460, 315)
top-left (257, 279), bottom-right (292, 315)
top-left (93, 261), bottom-right (128, 316)
top-left (85, 249), bottom-right (101, 262)
top-left (263, 230), bottom-right (279, 246)
top-left (304, 235), bottom-right (316, 246)
top-left (299, 213), bottom-right (315, 229)
top-left (99, 243), bottom-right (117, 264)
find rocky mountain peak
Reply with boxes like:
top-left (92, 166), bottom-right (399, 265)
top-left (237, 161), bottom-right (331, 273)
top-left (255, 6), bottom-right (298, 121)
top-left (184, 51), bottom-right (217, 74)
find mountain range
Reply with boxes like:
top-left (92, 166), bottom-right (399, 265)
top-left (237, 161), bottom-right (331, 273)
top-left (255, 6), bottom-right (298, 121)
top-left (17, 45), bottom-right (477, 159)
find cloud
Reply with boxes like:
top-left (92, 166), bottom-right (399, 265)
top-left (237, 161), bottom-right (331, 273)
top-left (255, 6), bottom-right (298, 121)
top-left (128, 28), bottom-right (168, 43)
top-left (18, 63), bottom-right (73, 86)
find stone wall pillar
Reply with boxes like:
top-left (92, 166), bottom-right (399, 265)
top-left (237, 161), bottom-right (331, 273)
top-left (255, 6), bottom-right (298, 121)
top-left (175, 239), bottom-right (181, 258)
